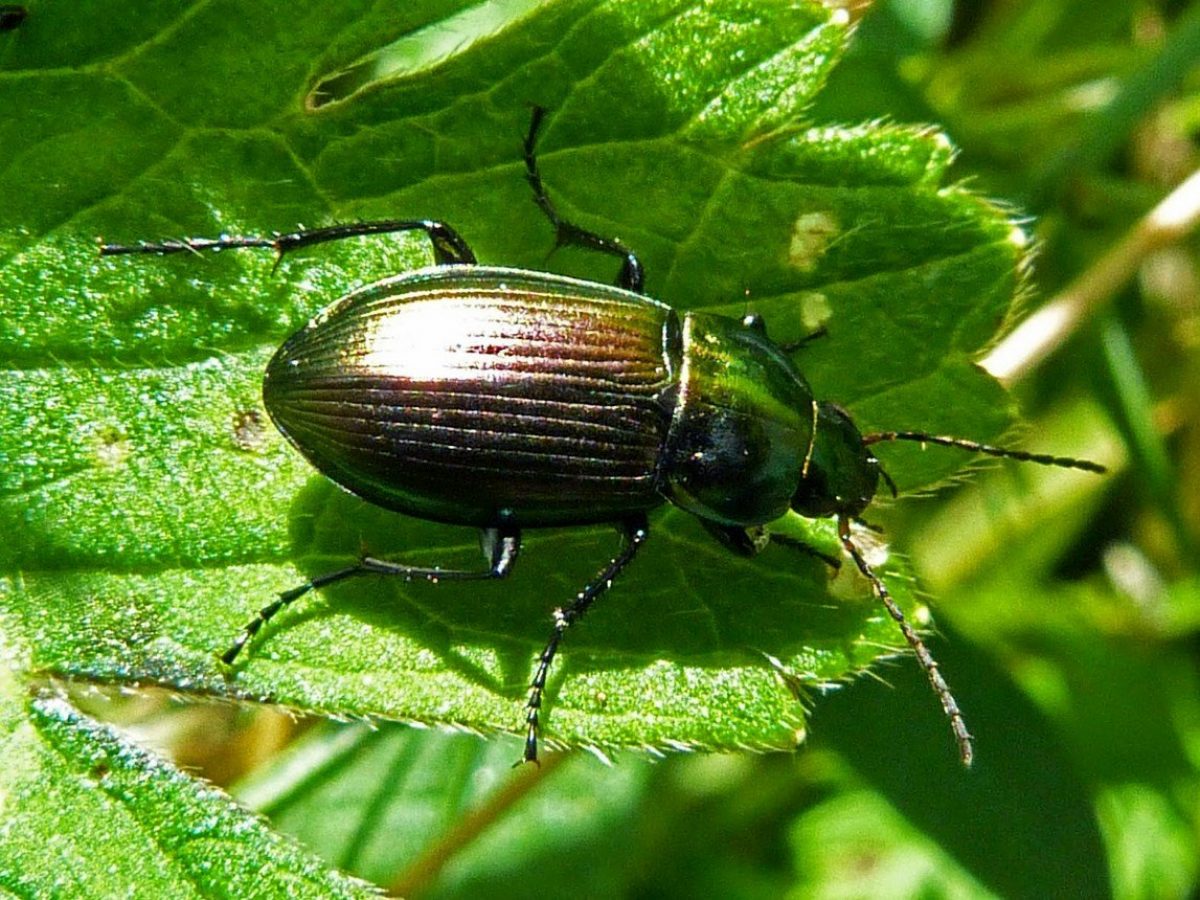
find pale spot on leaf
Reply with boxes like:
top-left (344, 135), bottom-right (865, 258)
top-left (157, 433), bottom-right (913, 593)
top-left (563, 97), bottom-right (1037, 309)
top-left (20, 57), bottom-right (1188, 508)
top-left (789, 212), bottom-right (840, 272)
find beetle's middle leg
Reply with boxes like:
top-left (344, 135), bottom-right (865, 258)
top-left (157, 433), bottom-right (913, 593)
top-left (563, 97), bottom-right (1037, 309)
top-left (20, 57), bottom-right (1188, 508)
top-left (220, 526), bottom-right (520, 666)
top-left (523, 106), bottom-right (645, 293)
top-left (522, 514), bottom-right (650, 764)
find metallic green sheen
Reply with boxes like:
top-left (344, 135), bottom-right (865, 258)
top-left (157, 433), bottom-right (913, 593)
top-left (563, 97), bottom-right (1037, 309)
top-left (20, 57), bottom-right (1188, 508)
top-left (263, 266), bottom-right (681, 527)
top-left (663, 313), bottom-right (816, 526)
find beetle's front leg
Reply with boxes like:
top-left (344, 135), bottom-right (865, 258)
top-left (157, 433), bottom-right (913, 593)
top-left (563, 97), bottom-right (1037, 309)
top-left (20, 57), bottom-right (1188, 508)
top-left (700, 521), bottom-right (772, 557)
top-left (221, 526), bottom-right (520, 666)
top-left (703, 521), bottom-right (842, 570)
top-left (99, 218), bottom-right (478, 267)
top-left (521, 514), bottom-right (649, 765)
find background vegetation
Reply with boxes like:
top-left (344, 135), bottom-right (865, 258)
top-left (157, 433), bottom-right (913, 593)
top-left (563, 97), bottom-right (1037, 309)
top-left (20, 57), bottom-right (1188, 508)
top-left (1, 0), bottom-right (1196, 896)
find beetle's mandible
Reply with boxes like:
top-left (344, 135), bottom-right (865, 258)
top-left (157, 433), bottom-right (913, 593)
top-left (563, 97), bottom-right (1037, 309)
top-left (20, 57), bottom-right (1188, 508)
top-left (101, 107), bottom-right (1104, 766)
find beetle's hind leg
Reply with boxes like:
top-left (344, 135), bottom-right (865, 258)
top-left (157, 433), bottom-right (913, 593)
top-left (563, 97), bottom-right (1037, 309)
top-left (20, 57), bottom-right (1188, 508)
top-left (220, 526), bottom-right (520, 666)
top-left (522, 514), bottom-right (649, 765)
top-left (99, 219), bottom-right (477, 267)
top-left (523, 106), bottom-right (645, 293)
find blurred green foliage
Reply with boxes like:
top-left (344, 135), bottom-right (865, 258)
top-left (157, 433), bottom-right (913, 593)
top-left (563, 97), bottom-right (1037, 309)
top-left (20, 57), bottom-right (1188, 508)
top-left (1, 0), bottom-right (1197, 897)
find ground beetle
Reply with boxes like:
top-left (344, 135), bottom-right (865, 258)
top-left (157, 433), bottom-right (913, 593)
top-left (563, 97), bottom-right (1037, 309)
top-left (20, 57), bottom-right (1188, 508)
top-left (101, 107), bottom-right (1104, 766)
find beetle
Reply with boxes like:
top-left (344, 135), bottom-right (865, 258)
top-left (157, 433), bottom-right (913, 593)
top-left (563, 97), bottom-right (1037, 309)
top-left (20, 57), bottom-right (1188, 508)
top-left (101, 107), bottom-right (1104, 766)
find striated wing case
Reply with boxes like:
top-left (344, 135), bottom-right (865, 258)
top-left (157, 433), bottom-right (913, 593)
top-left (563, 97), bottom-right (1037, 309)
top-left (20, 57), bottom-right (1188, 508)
top-left (263, 266), bottom-right (681, 527)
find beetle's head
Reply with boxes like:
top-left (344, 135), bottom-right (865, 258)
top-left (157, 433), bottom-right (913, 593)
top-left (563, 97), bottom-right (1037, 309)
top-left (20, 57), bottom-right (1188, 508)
top-left (791, 401), bottom-right (885, 519)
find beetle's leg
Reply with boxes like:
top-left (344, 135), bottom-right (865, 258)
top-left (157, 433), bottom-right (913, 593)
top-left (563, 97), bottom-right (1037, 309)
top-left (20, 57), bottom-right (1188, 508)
top-left (703, 521), bottom-right (842, 569)
top-left (702, 521), bottom-right (772, 557)
top-left (99, 219), bottom-right (477, 266)
top-left (767, 531), bottom-right (843, 570)
top-left (521, 514), bottom-right (650, 764)
top-left (523, 105), bottom-right (645, 293)
top-left (743, 316), bottom-right (826, 354)
top-left (220, 526), bottom-right (519, 666)
top-left (779, 326), bottom-right (828, 354)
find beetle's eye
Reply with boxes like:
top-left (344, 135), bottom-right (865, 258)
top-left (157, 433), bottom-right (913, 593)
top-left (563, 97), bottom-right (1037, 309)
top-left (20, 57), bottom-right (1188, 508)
top-left (742, 313), bottom-right (766, 333)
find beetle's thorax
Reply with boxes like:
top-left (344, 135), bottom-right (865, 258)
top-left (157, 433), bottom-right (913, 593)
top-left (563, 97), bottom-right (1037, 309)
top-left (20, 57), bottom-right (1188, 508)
top-left (660, 312), bottom-right (817, 527)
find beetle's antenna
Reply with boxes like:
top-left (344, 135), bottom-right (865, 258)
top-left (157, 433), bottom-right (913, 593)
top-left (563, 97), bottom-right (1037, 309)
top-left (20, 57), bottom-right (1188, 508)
top-left (877, 462), bottom-right (899, 498)
top-left (862, 431), bottom-right (1106, 474)
top-left (837, 515), bottom-right (974, 767)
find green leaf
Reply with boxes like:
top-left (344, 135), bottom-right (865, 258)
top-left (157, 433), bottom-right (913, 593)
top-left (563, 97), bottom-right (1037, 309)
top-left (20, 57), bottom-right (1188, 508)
top-left (2, 2), bottom-right (1022, 766)
top-left (809, 625), bottom-right (1113, 898)
top-left (232, 723), bottom-right (654, 893)
top-left (789, 788), bottom-right (1000, 899)
top-left (0, 678), bottom-right (372, 896)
